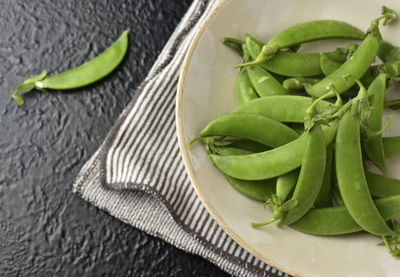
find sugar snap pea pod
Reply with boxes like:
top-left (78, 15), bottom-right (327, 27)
top-left (282, 78), bottom-right (320, 90)
top-left (306, 35), bottom-right (379, 97)
top-left (233, 95), bottom-right (333, 123)
top-left (247, 65), bottom-right (289, 96)
top-left (365, 171), bottom-right (400, 198)
top-left (279, 124), bottom-right (327, 226)
top-left (320, 53), bottom-right (342, 76)
top-left (210, 121), bottom-right (338, 181)
top-left (363, 73), bottom-right (387, 174)
top-left (336, 112), bottom-right (393, 236)
top-left (222, 37), bottom-right (244, 57)
top-left (276, 169), bottom-right (299, 203)
top-left (239, 20), bottom-right (364, 68)
top-left (235, 69), bottom-right (259, 105)
top-left (314, 143), bottom-right (334, 208)
top-left (225, 175), bottom-right (276, 202)
top-left (12, 30), bottom-right (129, 105)
top-left (383, 136), bottom-right (400, 158)
top-left (246, 33), bottom-right (349, 77)
top-left (306, 9), bottom-right (396, 97)
top-left (198, 113), bottom-right (299, 148)
top-left (290, 195), bottom-right (400, 235)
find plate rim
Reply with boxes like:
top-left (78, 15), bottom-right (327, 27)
top-left (175, 0), bottom-right (301, 276)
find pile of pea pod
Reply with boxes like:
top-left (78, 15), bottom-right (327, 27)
top-left (189, 6), bottom-right (400, 257)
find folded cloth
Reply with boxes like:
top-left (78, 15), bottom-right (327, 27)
top-left (73, 0), bottom-right (289, 276)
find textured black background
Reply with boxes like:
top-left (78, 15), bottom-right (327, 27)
top-left (0, 0), bottom-right (229, 276)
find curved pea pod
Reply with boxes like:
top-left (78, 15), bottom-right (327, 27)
top-left (209, 120), bottom-right (338, 181)
top-left (246, 33), bottom-right (349, 77)
top-left (222, 37), bottom-right (244, 58)
top-left (336, 112), bottom-right (393, 236)
top-left (363, 73), bottom-right (387, 174)
top-left (383, 136), bottom-right (400, 158)
top-left (365, 171), bottom-right (400, 198)
top-left (282, 78), bottom-right (320, 90)
top-left (279, 124), bottom-right (327, 226)
top-left (38, 31), bottom-right (129, 90)
top-left (12, 30), bottom-right (129, 105)
top-left (225, 175), bottom-right (275, 202)
top-left (198, 113), bottom-right (299, 148)
top-left (233, 95), bottom-right (333, 123)
top-left (276, 169), bottom-right (299, 203)
top-left (266, 20), bottom-right (364, 49)
top-left (290, 195), bottom-right (400, 235)
top-left (314, 143), bottom-right (334, 208)
top-left (320, 53), bottom-right (342, 76)
top-left (247, 65), bottom-right (289, 96)
top-left (235, 69), bottom-right (259, 105)
top-left (306, 34), bottom-right (379, 97)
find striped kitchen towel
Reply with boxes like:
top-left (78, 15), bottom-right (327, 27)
top-left (73, 0), bottom-right (289, 276)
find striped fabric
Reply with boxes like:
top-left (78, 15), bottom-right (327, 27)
top-left (73, 0), bottom-right (289, 276)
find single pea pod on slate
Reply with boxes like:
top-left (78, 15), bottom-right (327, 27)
top-left (279, 124), bottom-right (327, 226)
top-left (12, 30), bottom-right (129, 105)
top-left (290, 195), bottom-right (400, 235)
top-left (336, 111), bottom-right (394, 236)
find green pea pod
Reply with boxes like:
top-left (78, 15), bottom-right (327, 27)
top-left (198, 113), bottom-right (299, 148)
top-left (12, 30), bottom-right (129, 105)
top-left (365, 171), bottom-right (400, 198)
top-left (290, 195), bottom-right (400, 235)
top-left (276, 169), bottom-right (299, 203)
top-left (279, 124), bottom-right (327, 226)
top-left (266, 20), bottom-right (364, 50)
top-left (247, 65), bottom-right (289, 96)
top-left (225, 175), bottom-right (276, 202)
top-left (210, 121), bottom-right (338, 181)
top-left (233, 95), bottom-right (333, 123)
top-left (235, 69), bottom-right (259, 105)
top-left (383, 136), bottom-right (400, 158)
top-left (314, 143), bottom-right (334, 208)
top-left (240, 20), bottom-right (364, 67)
top-left (282, 78), bottom-right (320, 90)
top-left (336, 112), bottom-right (393, 236)
top-left (306, 34), bottom-right (379, 97)
top-left (222, 37), bottom-right (244, 58)
top-left (363, 73), bottom-right (387, 174)
top-left (320, 53), bottom-right (342, 76)
top-left (246, 33), bottom-right (349, 77)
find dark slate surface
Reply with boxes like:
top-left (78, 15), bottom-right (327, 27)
top-left (0, 0), bottom-right (229, 276)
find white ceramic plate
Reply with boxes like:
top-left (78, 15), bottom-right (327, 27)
top-left (176, 0), bottom-right (400, 276)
